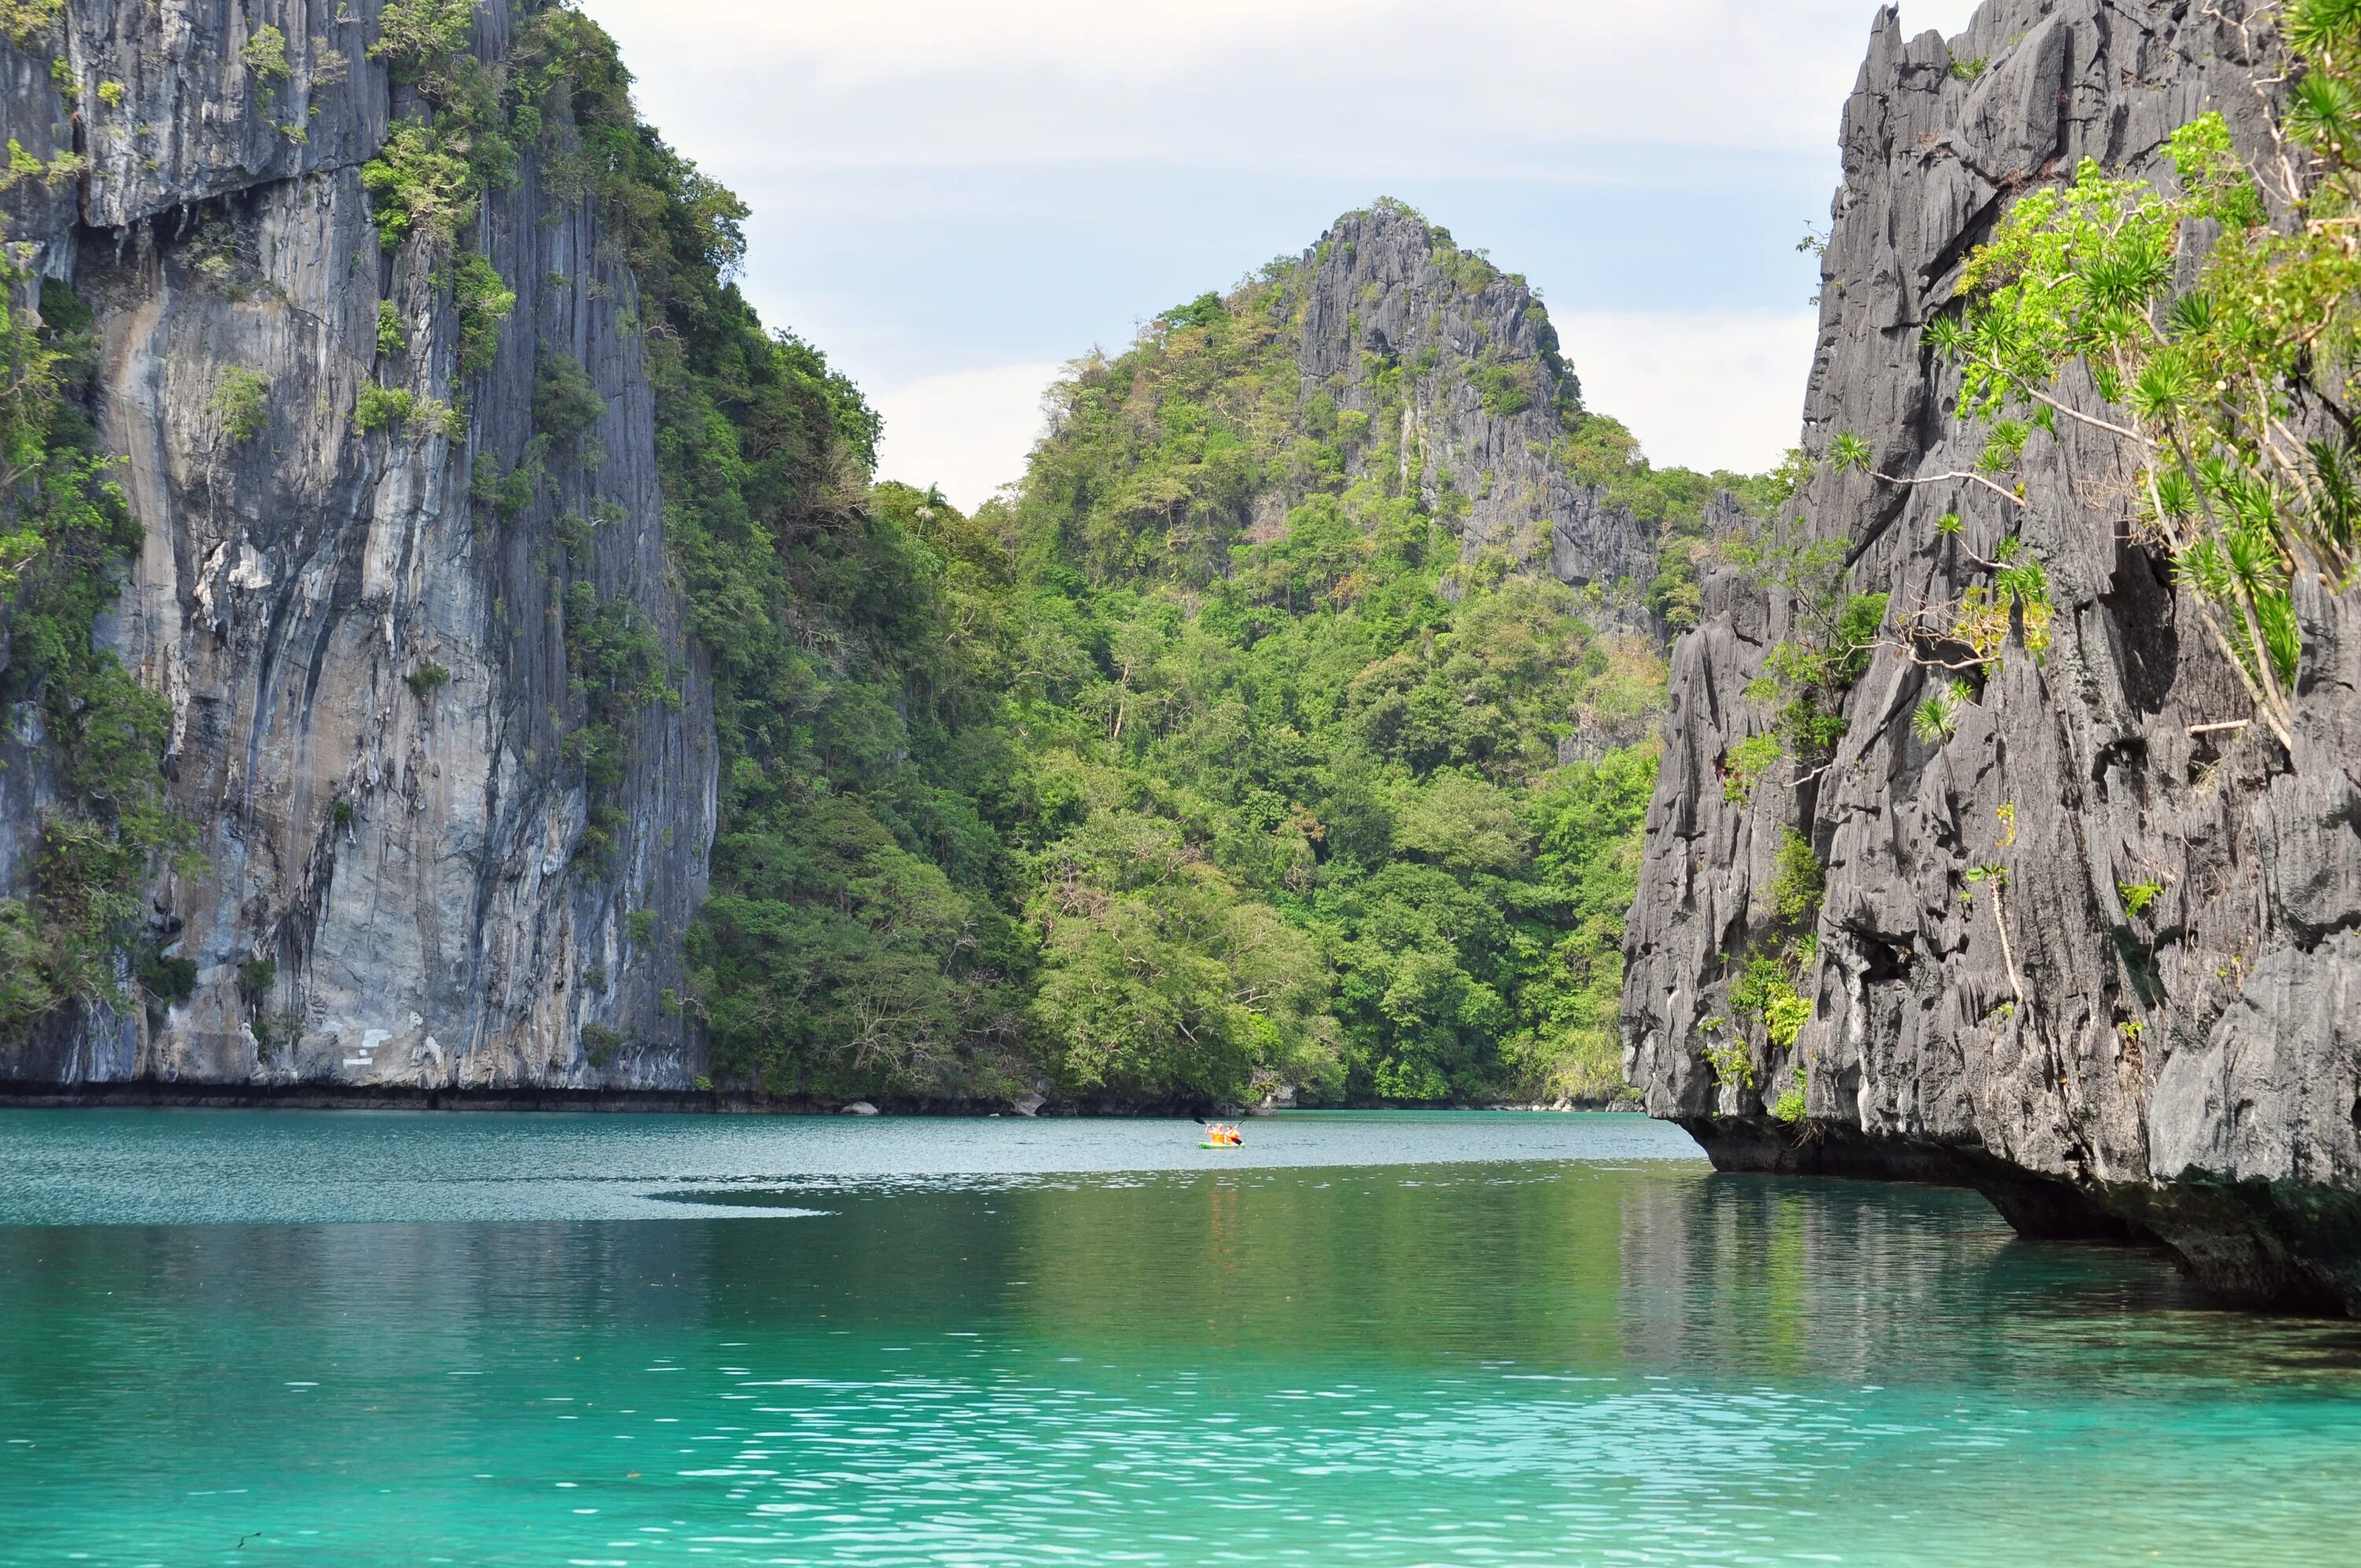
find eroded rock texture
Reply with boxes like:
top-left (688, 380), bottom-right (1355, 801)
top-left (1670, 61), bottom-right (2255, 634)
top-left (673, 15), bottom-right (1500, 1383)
top-left (2, 2), bottom-right (712, 1089)
top-left (1624, 0), bottom-right (2361, 1312)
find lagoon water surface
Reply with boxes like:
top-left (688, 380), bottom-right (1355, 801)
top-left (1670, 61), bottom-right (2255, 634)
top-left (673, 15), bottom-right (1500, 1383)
top-left (2, 1109), bottom-right (2358, 1565)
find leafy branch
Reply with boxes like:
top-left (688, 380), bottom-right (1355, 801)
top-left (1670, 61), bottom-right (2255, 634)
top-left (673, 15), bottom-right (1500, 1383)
top-left (1897, 6), bottom-right (2361, 751)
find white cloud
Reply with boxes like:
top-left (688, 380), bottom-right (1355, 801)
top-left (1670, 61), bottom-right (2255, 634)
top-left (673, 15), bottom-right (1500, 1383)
top-left (1558, 310), bottom-right (1820, 475)
top-left (563, 0), bottom-right (1996, 500)
top-left (871, 363), bottom-right (1066, 514)
top-left (684, 0), bottom-right (1369, 86)
top-left (577, 0), bottom-right (1965, 173)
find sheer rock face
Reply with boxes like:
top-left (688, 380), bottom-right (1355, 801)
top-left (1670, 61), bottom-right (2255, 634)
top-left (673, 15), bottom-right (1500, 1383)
top-left (1624, 0), bottom-right (2361, 1312)
top-left (1, 2), bottom-right (714, 1089)
top-left (1286, 205), bottom-right (1660, 596)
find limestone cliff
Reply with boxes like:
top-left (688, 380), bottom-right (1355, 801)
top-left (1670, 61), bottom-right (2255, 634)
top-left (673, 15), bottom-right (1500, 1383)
top-left (1623, 0), bottom-right (2361, 1311)
top-left (0, 0), bottom-right (711, 1090)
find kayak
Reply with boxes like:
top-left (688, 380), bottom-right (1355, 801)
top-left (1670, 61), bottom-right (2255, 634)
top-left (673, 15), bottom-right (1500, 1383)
top-left (1198, 1140), bottom-right (1243, 1149)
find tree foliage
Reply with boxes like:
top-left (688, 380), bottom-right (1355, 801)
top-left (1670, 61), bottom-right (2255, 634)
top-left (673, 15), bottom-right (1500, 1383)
top-left (1923, 2), bottom-right (2361, 747)
top-left (521, 31), bottom-right (1703, 1103)
top-left (985, 256), bottom-right (1683, 1104)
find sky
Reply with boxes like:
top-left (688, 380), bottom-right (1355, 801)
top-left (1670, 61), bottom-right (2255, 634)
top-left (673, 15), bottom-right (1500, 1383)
top-left (574, 1), bottom-right (1988, 510)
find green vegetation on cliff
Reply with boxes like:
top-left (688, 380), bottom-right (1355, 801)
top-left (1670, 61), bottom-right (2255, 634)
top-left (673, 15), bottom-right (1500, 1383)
top-left (995, 279), bottom-right (1670, 1104)
top-left (423, 6), bottom-right (1736, 1106)
top-left (508, 9), bottom-right (1036, 1096)
top-left (1831, 0), bottom-right (2361, 758)
top-left (0, 256), bottom-right (190, 1042)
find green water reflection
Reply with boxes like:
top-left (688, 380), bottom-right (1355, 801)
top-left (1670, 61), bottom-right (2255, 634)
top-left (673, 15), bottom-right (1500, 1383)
top-left (2, 1138), bottom-right (2359, 1564)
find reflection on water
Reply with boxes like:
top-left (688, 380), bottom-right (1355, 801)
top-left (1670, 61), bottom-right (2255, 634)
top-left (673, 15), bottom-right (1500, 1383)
top-left (0, 1107), bottom-right (1702, 1224)
top-left (1, 1114), bottom-right (2358, 1565)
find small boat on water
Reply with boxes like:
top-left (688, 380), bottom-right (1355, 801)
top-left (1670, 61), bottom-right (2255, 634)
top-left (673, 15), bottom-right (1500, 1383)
top-left (1199, 1122), bottom-right (1243, 1149)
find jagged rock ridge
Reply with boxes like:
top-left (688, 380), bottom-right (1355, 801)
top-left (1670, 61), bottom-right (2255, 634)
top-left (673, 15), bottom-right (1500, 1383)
top-left (1622, 0), bottom-right (2361, 1312)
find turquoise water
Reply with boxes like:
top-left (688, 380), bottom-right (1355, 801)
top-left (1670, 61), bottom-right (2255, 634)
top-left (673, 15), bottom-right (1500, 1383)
top-left (2, 1111), bottom-right (2358, 1565)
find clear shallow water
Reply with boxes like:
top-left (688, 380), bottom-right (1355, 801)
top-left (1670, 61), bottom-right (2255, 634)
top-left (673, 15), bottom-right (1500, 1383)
top-left (2, 1112), bottom-right (2358, 1566)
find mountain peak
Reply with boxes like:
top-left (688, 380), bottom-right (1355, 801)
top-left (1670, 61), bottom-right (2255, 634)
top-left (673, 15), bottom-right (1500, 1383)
top-left (1040, 200), bottom-right (1653, 600)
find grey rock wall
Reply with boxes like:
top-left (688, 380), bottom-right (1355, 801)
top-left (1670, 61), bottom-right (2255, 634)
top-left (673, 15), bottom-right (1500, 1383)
top-left (1624, 0), bottom-right (2361, 1312)
top-left (1, 0), bottom-right (714, 1089)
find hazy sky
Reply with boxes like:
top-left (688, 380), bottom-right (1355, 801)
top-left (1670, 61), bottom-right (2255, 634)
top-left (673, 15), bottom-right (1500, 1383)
top-left (573, 1), bottom-right (1986, 509)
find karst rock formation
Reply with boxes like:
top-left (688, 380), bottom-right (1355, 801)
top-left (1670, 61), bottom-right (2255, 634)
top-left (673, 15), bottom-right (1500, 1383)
top-left (1623, 0), bottom-right (2361, 1311)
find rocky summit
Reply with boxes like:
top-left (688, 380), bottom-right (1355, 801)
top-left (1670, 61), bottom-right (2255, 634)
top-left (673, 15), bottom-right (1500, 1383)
top-left (1286, 203), bottom-right (1660, 597)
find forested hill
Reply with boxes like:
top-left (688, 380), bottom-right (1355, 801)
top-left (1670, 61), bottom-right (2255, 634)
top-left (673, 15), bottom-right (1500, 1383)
top-left (0, 2), bottom-right (1776, 1109)
top-left (1020, 201), bottom-right (1709, 606)
top-left (692, 201), bottom-right (1787, 1109)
